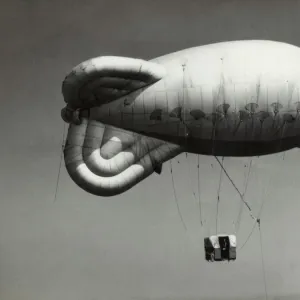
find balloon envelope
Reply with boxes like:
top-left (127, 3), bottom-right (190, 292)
top-left (61, 40), bottom-right (300, 196)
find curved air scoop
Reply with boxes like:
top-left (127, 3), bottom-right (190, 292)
top-left (64, 118), bottom-right (182, 197)
top-left (62, 56), bottom-right (166, 110)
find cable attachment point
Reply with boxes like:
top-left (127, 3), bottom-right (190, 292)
top-left (256, 218), bottom-right (261, 228)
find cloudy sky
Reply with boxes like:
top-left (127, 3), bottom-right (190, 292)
top-left (2, 0), bottom-right (300, 299)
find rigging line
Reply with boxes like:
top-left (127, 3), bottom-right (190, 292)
top-left (238, 175), bottom-right (268, 251)
top-left (238, 220), bottom-right (257, 251)
top-left (234, 162), bottom-right (249, 232)
top-left (214, 156), bottom-right (257, 221)
top-left (144, 136), bottom-right (156, 171)
top-left (235, 158), bottom-right (253, 233)
top-left (181, 65), bottom-right (193, 144)
top-left (242, 159), bottom-right (253, 197)
top-left (211, 120), bottom-right (217, 156)
top-left (258, 221), bottom-right (269, 300)
top-left (169, 160), bottom-right (187, 231)
top-left (279, 122), bottom-right (287, 160)
top-left (197, 154), bottom-right (203, 226)
top-left (54, 122), bottom-right (66, 203)
top-left (182, 63), bottom-right (186, 138)
top-left (216, 156), bottom-right (224, 235)
top-left (185, 153), bottom-right (198, 208)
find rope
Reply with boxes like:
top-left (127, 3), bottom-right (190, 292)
top-left (170, 160), bottom-right (187, 231)
top-left (197, 155), bottom-right (203, 226)
top-left (214, 156), bottom-right (257, 222)
top-left (216, 156), bottom-right (224, 234)
top-left (238, 220), bottom-right (257, 251)
top-left (258, 221), bottom-right (269, 300)
top-left (185, 153), bottom-right (200, 218)
top-left (235, 158), bottom-right (253, 233)
top-left (54, 122), bottom-right (66, 203)
top-left (238, 174), bottom-right (269, 251)
top-left (182, 63), bottom-right (186, 138)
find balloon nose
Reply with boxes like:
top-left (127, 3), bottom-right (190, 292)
top-left (61, 106), bottom-right (81, 125)
top-left (61, 107), bottom-right (70, 123)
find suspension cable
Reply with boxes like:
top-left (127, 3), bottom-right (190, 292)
top-left (258, 221), bottom-right (269, 300)
top-left (238, 173), bottom-right (269, 251)
top-left (185, 153), bottom-right (200, 219)
top-left (170, 160), bottom-right (187, 231)
top-left (214, 156), bottom-right (257, 222)
top-left (216, 156), bottom-right (224, 234)
top-left (197, 155), bottom-right (203, 226)
top-left (54, 122), bottom-right (66, 203)
top-left (238, 199), bottom-right (265, 251)
top-left (235, 158), bottom-right (253, 233)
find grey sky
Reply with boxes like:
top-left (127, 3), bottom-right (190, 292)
top-left (1, 0), bottom-right (300, 299)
